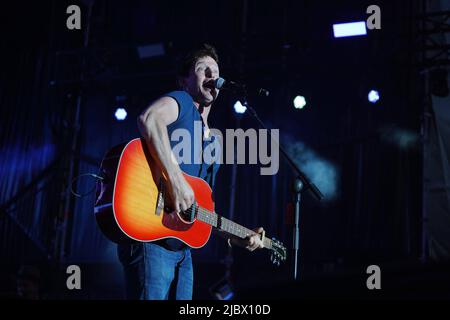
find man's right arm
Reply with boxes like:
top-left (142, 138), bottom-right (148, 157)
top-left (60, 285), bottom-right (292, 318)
top-left (137, 96), bottom-right (194, 213)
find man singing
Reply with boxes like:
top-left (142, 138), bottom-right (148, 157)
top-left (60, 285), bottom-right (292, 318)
top-left (117, 44), bottom-right (264, 300)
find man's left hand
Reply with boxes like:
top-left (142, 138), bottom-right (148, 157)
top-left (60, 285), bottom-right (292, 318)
top-left (242, 227), bottom-right (265, 251)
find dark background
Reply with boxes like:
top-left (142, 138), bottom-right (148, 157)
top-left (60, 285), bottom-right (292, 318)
top-left (1, 0), bottom-right (449, 299)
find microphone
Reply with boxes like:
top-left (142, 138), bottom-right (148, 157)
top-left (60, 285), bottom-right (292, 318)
top-left (213, 77), bottom-right (270, 97)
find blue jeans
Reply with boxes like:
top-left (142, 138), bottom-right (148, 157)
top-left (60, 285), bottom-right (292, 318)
top-left (117, 242), bottom-right (193, 300)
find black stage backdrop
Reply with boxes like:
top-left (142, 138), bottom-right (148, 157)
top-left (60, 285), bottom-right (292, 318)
top-left (0, 0), bottom-right (448, 299)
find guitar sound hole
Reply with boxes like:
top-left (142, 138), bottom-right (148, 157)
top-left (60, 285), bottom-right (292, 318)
top-left (161, 210), bottom-right (193, 231)
top-left (180, 205), bottom-right (196, 223)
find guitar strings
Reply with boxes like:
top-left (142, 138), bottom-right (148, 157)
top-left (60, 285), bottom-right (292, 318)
top-left (182, 205), bottom-right (261, 239)
top-left (179, 205), bottom-right (282, 256)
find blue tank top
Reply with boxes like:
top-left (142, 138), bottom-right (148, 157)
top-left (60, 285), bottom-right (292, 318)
top-left (154, 90), bottom-right (220, 251)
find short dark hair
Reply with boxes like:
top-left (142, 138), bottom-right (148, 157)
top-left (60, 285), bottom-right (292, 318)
top-left (177, 43), bottom-right (219, 78)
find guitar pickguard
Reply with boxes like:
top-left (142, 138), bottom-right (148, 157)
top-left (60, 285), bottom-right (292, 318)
top-left (161, 211), bottom-right (193, 231)
top-left (157, 178), bottom-right (194, 231)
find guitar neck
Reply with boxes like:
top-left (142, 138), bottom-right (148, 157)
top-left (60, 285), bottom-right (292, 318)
top-left (195, 207), bottom-right (273, 249)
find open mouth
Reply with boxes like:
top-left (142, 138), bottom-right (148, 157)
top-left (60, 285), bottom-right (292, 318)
top-left (203, 80), bottom-right (215, 89)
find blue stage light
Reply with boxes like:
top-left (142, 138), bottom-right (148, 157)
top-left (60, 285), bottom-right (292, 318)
top-left (233, 100), bottom-right (247, 114)
top-left (368, 90), bottom-right (380, 103)
top-left (115, 108), bottom-right (127, 121)
top-left (293, 96), bottom-right (306, 109)
top-left (333, 21), bottom-right (367, 38)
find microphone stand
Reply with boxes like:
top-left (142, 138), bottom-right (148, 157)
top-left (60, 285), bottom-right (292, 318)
top-left (236, 86), bottom-right (324, 281)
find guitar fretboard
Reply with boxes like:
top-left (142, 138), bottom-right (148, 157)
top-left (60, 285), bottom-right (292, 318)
top-left (195, 207), bottom-right (272, 249)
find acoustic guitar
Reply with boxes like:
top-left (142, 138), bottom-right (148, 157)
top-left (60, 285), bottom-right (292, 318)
top-left (94, 138), bottom-right (286, 265)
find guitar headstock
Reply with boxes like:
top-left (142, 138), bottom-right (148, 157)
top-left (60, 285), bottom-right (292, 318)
top-left (269, 238), bottom-right (287, 266)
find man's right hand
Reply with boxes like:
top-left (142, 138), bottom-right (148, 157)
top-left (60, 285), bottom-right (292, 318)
top-left (168, 173), bottom-right (195, 213)
top-left (138, 96), bottom-right (196, 214)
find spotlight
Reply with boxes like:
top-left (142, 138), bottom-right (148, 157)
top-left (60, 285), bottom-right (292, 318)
top-left (368, 90), bottom-right (380, 103)
top-left (333, 21), bottom-right (367, 38)
top-left (115, 108), bottom-right (127, 121)
top-left (293, 95), bottom-right (306, 109)
top-left (233, 100), bottom-right (247, 114)
top-left (114, 95), bottom-right (128, 120)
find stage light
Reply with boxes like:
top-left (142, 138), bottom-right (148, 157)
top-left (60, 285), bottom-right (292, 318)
top-left (333, 21), bottom-right (367, 38)
top-left (115, 108), bottom-right (127, 121)
top-left (114, 95), bottom-right (128, 120)
top-left (368, 90), bottom-right (380, 103)
top-left (293, 95), bottom-right (306, 109)
top-left (233, 100), bottom-right (247, 114)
